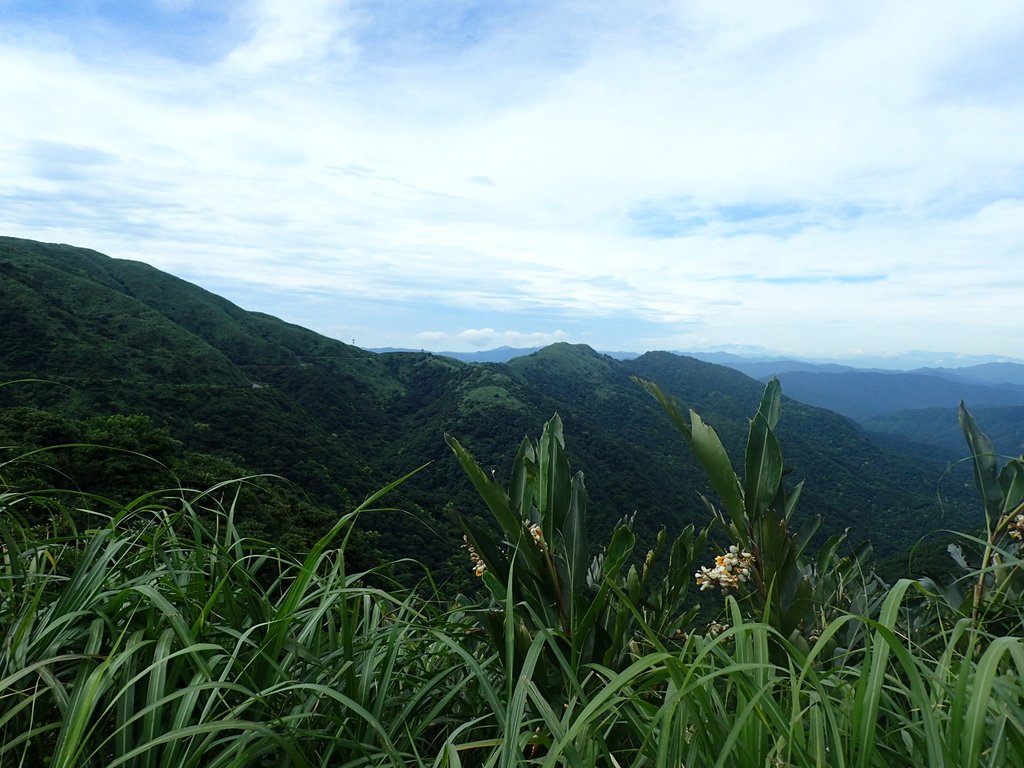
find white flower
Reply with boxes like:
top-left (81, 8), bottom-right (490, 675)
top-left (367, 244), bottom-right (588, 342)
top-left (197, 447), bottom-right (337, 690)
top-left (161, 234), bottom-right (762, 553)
top-left (463, 535), bottom-right (487, 577)
top-left (695, 547), bottom-right (756, 593)
top-left (1008, 514), bottom-right (1024, 543)
top-left (529, 523), bottom-right (544, 545)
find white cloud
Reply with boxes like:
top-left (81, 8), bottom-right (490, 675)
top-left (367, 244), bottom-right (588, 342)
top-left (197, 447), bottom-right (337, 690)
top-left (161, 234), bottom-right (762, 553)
top-left (456, 328), bottom-right (569, 349)
top-left (1, 1), bottom-right (1023, 358)
top-left (224, 0), bottom-right (355, 73)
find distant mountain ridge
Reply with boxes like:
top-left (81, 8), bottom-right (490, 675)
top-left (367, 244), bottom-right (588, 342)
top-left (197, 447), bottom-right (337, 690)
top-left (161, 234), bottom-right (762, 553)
top-left (369, 346), bottom-right (640, 363)
top-left (638, 352), bottom-right (1024, 450)
top-left (370, 346), bottom-right (1024, 442)
top-left (0, 236), bottom-right (982, 570)
top-left (374, 347), bottom-right (1024, 378)
top-left (688, 349), bottom-right (1024, 372)
top-left (910, 363), bottom-right (1024, 387)
top-left (369, 345), bottom-right (543, 363)
top-left (667, 353), bottom-right (1024, 387)
top-left (865, 405), bottom-right (1024, 457)
top-left (765, 370), bottom-right (1024, 422)
top-left (682, 347), bottom-right (1024, 464)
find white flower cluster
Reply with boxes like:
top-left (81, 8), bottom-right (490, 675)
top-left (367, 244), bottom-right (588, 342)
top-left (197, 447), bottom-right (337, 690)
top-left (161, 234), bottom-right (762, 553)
top-left (695, 546), bottom-right (755, 592)
top-left (1008, 514), bottom-right (1024, 544)
top-left (525, 520), bottom-right (544, 547)
top-left (462, 535), bottom-right (487, 577)
top-left (706, 621), bottom-right (729, 637)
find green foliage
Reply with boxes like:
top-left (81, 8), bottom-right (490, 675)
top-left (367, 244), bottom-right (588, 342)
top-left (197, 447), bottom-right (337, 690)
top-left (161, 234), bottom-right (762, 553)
top-left (447, 414), bottom-right (707, 705)
top-left (865, 404), bottom-right (1024, 458)
top-left (0, 407), bottom-right (385, 567)
top-left (3, 483), bottom-right (1024, 765)
top-left (928, 402), bottom-right (1024, 629)
top-left (637, 377), bottom-right (873, 647)
top-left (0, 467), bottom-right (476, 767)
top-left (2, 406), bottom-right (1024, 765)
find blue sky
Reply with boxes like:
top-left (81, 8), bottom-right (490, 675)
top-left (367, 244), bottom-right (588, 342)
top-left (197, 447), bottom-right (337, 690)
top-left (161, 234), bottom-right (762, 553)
top-left (2, 1), bottom-right (1023, 362)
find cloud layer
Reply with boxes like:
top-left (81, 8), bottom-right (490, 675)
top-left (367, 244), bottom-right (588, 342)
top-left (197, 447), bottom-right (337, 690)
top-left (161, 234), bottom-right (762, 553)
top-left (1, 0), bottom-right (1022, 358)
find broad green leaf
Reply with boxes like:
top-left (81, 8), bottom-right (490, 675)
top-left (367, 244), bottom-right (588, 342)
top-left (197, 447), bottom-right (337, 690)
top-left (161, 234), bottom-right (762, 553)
top-left (794, 515), bottom-right (823, 562)
top-left (688, 409), bottom-right (746, 534)
top-left (574, 525), bottom-right (635, 652)
top-left (959, 402), bottom-right (1003, 519)
top-left (564, 472), bottom-right (589, 602)
top-left (963, 638), bottom-right (1024, 766)
top-left (757, 378), bottom-right (782, 430)
top-left (665, 524), bottom-right (701, 599)
top-left (445, 433), bottom-right (522, 538)
top-left (638, 377), bottom-right (752, 573)
top-left (537, 414), bottom-right (572, 538)
top-left (634, 377), bottom-right (692, 440)
top-left (783, 479), bottom-right (804, 523)
top-left (998, 458), bottom-right (1024, 516)
top-left (605, 522), bottom-right (636, 576)
top-left (508, 436), bottom-right (536, 520)
top-left (744, 411), bottom-right (783, 521)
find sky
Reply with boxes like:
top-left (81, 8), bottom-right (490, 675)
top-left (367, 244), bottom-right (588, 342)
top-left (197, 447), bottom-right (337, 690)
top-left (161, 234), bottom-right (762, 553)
top-left (2, 1), bottom-right (1023, 363)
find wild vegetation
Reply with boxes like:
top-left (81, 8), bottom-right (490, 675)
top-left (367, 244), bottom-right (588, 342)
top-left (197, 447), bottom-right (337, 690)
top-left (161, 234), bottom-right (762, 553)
top-left (2, 378), bottom-right (1022, 766)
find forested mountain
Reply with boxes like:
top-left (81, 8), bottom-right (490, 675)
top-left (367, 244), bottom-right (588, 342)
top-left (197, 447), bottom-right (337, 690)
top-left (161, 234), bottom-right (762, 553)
top-left (371, 345), bottom-right (641, 363)
top-left (370, 345), bottom-right (545, 362)
top-left (690, 354), bottom-right (858, 378)
top-left (769, 370), bottom-right (1024, 422)
top-left (693, 354), bottom-right (1024, 471)
top-left (0, 236), bottom-right (981, 580)
top-left (910, 363), bottom-right (1024, 386)
top-left (865, 405), bottom-right (1024, 457)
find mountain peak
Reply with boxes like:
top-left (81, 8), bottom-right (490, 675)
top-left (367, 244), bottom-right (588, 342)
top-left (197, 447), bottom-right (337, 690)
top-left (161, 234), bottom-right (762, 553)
top-left (532, 341), bottom-right (601, 358)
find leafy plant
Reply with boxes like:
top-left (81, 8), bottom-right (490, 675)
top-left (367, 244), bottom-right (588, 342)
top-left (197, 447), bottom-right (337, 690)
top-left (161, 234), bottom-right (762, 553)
top-left (941, 402), bottom-right (1024, 628)
top-left (446, 415), bottom-right (707, 701)
top-left (635, 377), bottom-right (872, 647)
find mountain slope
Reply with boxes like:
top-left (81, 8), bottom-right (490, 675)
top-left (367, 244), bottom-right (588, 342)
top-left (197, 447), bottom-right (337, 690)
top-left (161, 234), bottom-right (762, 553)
top-left (911, 363), bottom-right (1024, 387)
top-left (1, 239), bottom-right (245, 384)
top-left (0, 237), bottom-right (980, 567)
top-left (770, 370), bottom-right (1024, 422)
top-left (865, 405), bottom-right (1024, 457)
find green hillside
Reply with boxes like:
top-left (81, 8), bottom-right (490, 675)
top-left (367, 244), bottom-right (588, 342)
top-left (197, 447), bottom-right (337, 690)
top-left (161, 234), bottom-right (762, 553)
top-left (0, 236), bottom-right (978, 572)
top-left (865, 405), bottom-right (1024, 458)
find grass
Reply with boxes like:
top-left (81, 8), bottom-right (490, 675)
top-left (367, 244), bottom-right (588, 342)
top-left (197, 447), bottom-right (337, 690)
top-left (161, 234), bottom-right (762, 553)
top-left (2, 479), bottom-right (1023, 766)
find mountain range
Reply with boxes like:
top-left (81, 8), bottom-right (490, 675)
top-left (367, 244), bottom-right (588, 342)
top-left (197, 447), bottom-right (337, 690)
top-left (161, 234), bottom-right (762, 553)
top-left (378, 346), bottom-right (1024, 376)
top-left (373, 346), bottom-right (1024, 459)
top-left (697, 363), bottom-right (1024, 457)
top-left (0, 236), bottom-right (992, 583)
